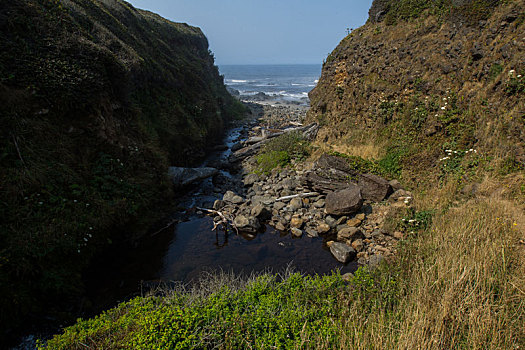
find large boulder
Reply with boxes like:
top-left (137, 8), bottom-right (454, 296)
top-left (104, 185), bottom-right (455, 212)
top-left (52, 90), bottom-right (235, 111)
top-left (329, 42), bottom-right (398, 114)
top-left (358, 173), bottom-right (393, 202)
top-left (325, 186), bottom-right (363, 216)
top-left (168, 167), bottom-right (218, 188)
top-left (329, 242), bottom-right (356, 263)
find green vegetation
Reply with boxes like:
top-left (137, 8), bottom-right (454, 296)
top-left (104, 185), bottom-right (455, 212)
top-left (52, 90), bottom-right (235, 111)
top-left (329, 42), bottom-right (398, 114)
top-left (256, 132), bottom-right (310, 174)
top-left (40, 268), bottom-right (397, 349)
top-left (0, 0), bottom-right (245, 340)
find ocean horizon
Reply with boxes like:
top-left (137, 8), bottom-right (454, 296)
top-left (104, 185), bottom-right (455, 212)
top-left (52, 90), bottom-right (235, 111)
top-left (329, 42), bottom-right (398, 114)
top-left (218, 64), bottom-right (322, 105)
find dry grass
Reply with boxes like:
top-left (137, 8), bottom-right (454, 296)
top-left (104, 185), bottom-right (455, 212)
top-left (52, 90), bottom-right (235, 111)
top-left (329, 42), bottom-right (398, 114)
top-left (307, 177), bottom-right (525, 349)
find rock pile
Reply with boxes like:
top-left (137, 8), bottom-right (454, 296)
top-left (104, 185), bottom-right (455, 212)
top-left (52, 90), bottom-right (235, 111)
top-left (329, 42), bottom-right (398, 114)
top-left (209, 152), bottom-right (413, 268)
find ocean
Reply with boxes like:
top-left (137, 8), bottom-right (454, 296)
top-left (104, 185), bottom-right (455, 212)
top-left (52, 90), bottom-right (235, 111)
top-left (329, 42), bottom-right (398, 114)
top-left (219, 64), bottom-right (322, 105)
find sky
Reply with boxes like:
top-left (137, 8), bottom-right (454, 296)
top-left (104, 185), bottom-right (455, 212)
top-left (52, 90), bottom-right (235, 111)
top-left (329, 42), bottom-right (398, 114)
top-left (126, 0), bottom-right (373, 65)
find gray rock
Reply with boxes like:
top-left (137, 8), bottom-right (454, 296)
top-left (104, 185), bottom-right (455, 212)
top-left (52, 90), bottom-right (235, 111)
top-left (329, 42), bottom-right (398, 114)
top-left (275, 222), bottom-right (286, 231)
top-left (274, 202), bottom-right (286, 211)
top-left (233, 215), bottom-right (260, 233)
top-left (325, 186), bottom-right (363, 216)
top-left (305, 227), bottom-right (319, 238)
top-left (243, 174), bottom-right (259, 186)
top-left (325, 216), bottom-right (337, 228)
top-left (168, 167), bottom-right (218, 188)
top-left (337, 227), bottom-right (363, 241)
top-left (251, 195), bottom-right (274, 206)
top-left (358, 174), bottom-right (393, 202)
top-left (342, 272), bottom-right (354, 282)
top-left (223, 191), bottom-right (244, 204)
top-left (289, 197), bottom-right (303, 211)
top-left (329, 242), bottom-right (356, 263)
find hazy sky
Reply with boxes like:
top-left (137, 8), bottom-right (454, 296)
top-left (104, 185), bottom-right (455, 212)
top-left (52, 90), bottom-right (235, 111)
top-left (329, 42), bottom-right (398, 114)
top-left (126, 0), bottom-right (373, 65)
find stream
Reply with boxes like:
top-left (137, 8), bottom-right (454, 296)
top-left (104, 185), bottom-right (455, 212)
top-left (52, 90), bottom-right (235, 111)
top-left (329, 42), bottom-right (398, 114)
top-left (84, 114), bottom-right (357, 318)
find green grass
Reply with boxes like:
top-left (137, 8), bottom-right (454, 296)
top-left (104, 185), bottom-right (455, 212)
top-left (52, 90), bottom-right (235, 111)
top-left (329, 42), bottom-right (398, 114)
top-left (256, 131), bottom-right (310, 174)
top-left (39, 268), bottom-right (398, 349)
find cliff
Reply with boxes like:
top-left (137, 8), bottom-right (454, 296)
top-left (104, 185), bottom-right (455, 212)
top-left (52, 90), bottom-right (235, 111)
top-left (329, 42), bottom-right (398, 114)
top-left (0, 0), bottom-right (244, 340)
top-left (308, 0), bottom-right (524, 188)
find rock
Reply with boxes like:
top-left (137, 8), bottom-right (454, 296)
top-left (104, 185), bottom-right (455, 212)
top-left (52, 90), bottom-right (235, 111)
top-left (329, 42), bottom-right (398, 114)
top-left (329, 242), bottom-right (356, 263)
top-left (223, 191), bottom-right (244, 204)
top-left (351, 239), bottom-right (364, 252)
top-left (326, 240), bottom-right (334, 247)
top-left (368, 254), bottom-right (385, 270)
top-left (274, 202), bottom-right (286, 211)
top-left (168, 167), bottom-right (219, 188)
top-left (233, 215), bottom-right (260, 233)
top-left (313, 199), bottom-right (326, 208)
top-left (337, 227), bottom-right (363, 241)
top-left (389, 189), bottom-right (411, 201)
top-left (243, 173), bottom-right (259, 186)
top-left (355, 213), bottom-right (366, 221)
top-left (251, 195), bottom-right (274, 206)
top-left (290, 227), bottom-right (303, 238)
top-left (336, 216), bottom-right (348, 225)
top-left (275, 222), bottom-right (286, 231)
top-left (289, 198), bottom-right (303, 211)
top-left (358, 174), bottom-right (393, 202)
top-left (325, 186), bottom-right (363, 216)
top-left (388, 179), bottom-right (403, 191)
top-left (213, 200), bottom-right (225, 210)
top-left (290, 216), bottom-right (304, 229)
top-left (316, 223), bottom-right (331, 234)
top-left (251, 204), bottom-right (271, 220)
top-left (325, 216), bottom-right (337, 228)
top-left (346, 218), bottom-right (362, 227)
top-left (305, 227), bottom-right (319, 238)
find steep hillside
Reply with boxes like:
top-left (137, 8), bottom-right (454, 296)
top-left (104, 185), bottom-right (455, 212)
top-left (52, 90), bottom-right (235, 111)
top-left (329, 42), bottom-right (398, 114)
top-left (308, 0), bottom-right (524, 190)
top-left (0, 0), bottom-right (244, 340)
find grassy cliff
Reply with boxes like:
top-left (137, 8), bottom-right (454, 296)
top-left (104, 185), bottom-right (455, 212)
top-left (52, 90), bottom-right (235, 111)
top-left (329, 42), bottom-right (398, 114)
top-left (0, 0), bottom-right (245, 341)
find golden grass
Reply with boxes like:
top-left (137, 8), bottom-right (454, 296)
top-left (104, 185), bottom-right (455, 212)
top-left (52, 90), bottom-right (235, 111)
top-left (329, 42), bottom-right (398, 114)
top-left (306, 177), bottom-right (525, 349)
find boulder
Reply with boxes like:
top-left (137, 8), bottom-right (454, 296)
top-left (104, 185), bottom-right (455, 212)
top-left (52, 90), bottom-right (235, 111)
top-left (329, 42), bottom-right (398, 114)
top-left (329, 242), bottom-right (356, 263)
top-left (358, 174), bottom-right (393, 202)
top-left (325, 186), bottom-right (363, 216)
top-left (223, 191), bottom-right (244, 204)
top-left (233, 215), bottom-right (260, 233)
top-left (168, 167), bottom-right (218, 188)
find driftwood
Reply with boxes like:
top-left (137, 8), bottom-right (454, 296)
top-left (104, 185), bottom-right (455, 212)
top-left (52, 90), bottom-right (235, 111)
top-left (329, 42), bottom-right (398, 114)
top-left (198, 207), bottom-right (238, 234)
top-left (275, 192), bottom-right (319, 202)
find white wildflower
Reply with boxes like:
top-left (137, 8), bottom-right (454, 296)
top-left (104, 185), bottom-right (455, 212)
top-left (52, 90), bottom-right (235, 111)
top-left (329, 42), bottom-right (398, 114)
top-left (441, 106), bottom-right (446, 110)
